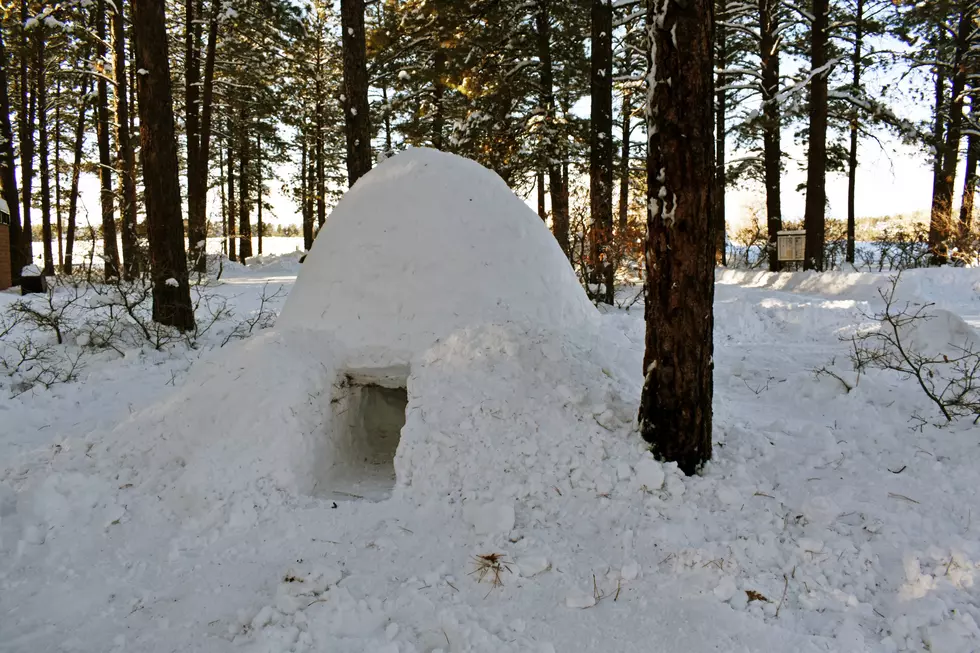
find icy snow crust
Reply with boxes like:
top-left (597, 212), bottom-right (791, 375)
top-left (278, 147), bottom-right (598, 357)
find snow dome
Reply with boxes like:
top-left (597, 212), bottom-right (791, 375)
top-left (278, 147), bottom-right (597, 358)
top-left (99, 148), bottom-right (631, 514)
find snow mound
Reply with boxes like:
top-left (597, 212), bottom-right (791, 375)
top-left (278, 147), bottom-right (596, 358)
top-left (396, 324), bottom-right (647, 505)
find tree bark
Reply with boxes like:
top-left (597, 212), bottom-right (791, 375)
top-left (185, 0), bottom-right (206, 272)
top-left (341, 0), bottom-right (373, 186)
top-left (0, 27), bottom-right (24, 285)
top-left (114, 0), bottom-right (140, 279)
top-left (431, 48), bottom-right (446, 150)
top-left (640, 0), bottom-right (715, 474)
top-left (845, 0), bottom-right (863, 266)
top-left (714, 0), bottom-right (727, 265)
top-left (759, 0), bottom-right (782, 271)
top-left (803, 0), bottom-right (829, 271)
top-left (194, 10), bottom-right (219, 267)
top-left (226, 133), bottom-right (237, 262)
top-left (54, 76), bottom-right (62, 270)
top-left (536, 0), bottom-right (569, 257)
top-left (929, 7), bottom-right (972, 264)
top-left (238, 109), bottom-right (252, 261)
top-left (97, 0), bottom-right (121, 278)
top-left (618, 83), bottom-right (632, 231)
top-left (132, 0), bottom-right (195, 330)
top-left (36, 30), bottom-right (54, 276)
top-left (301, 137), bottom-right (314, 250)
top-left (959, 116), bottom-right (978, 239)
top-left (590, 0), bottom-right (614, 304)
top-left (257, 132), bottom-right (263, 255)
top-left (19, 0), bottom-right (34, 269)
top-left (537, 172), bottom-right (547, 221)
top-left (65, 77), bottom-right (91, 276)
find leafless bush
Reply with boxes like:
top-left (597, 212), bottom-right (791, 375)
top-left (220, 283), bottom-right (285, 347)
top-left (842, 274), bottom-right (980, 424)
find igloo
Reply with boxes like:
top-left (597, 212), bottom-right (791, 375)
top-left (106, 148), bottom-right (608, 509)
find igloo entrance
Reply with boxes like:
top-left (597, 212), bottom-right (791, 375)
top-left (316, 368), bottom-right (408, 501)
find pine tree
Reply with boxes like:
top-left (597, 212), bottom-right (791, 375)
top-left (132, 0), bottom-right (195, 330)
top-left (639, 0), bottom-right (715, 474)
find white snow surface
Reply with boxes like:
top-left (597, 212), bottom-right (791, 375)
top-left (278, 147), bottom-right (597, 359)
top-left (3, 251), bottom-right (980, 650)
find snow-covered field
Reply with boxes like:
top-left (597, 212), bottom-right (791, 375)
top-left (2, 259), bottom-right (979, 653)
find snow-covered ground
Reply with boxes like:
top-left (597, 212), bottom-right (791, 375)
top-left (2, 262), bottom-right (980, 653)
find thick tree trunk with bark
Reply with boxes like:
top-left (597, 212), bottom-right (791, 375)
top-left (132, 0), bottom-right (195, 330)
top-left (114, 1), bottom-right (140, 279)
top-left (96, 0), bottom-right (120, 278)
top-left (0, 28), bottom-right (24, 285)
top-left (36, 31), bottom-right (54, 276)
top-left (714, 0), bottom-right (727, 265)
top-left (536, 0), bottom-right (569, 257)
top-left (930, 8), bottom-right (972, 264)
top-left (640, 0), bottom-right (715, 475)
top-left (341, 0), bottom-right (373, 186)
top-left (759, 0), bottom-right (782, 271)
top-left (803, 0), bottom-right (829, 271)
top-left (65, 77), bottom-right (90, 275)
top-left (590, 0), bottom-right (614, 304)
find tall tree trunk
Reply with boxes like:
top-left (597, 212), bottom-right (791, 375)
top-left (341, 0), bottom-right (373, 186)
top-left (301, 137), bottom-right (313, 250)
top-left (536, 0), bottom-right (569, 257)
top-left (714, 0), bottom-right (727, 265)
top-left (96, 0), bottom-right (120, 278)
top-left (226, 134), bottom-right (237, 262)
top-left (194, 11), bottom-right (219, 268)
top-left (114, 0), bottom-right (140, 279)
top-left (36, 30), bottom-right (54, 276)
top-left (184, 0), bottom-right (206, 272)
top-left (759, 0), bottom-right (782, 271)
top-left (803, 0), bottom-right (829, 271)
top-left (929, 8), bottom-right (972, 264)
top-left (65, 77), bottom-right (90, 276)
top-left (219, 142), bottom-right (226, 255)
top-left (54, 75), bottom-right (63, 270)
top-left (19, 0), bottom-right (34, 269)
top-left (618, 85), bottom-right (632, 231)
top-left (132, 0), bottom-right (196, 330)
top-left (0, 27), bottom-right (24, 286)
top-left (590, 0), bottom-right (614, 304)
top-left (537, 172), bottom-right (547, 221)
top-left (238, 111), bottom-right (252, 261)
top-left (381, 82), bottom-right (393, 155)
top-left (959, 118), bottom-right (978, 239)
top-left (640, 0), bottom-right (715, 474)
top-left (845, 0), bottom-right (864, 266)
top-left (256, 132), bottom-right (263, 255)
top-left (431, 48), bottom-right (446, 150)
